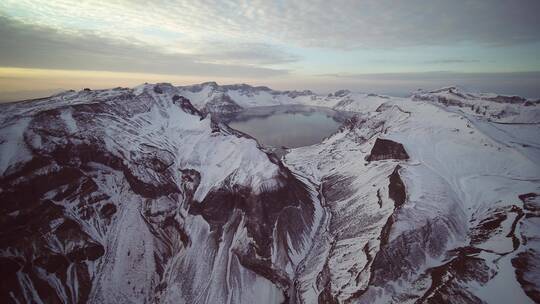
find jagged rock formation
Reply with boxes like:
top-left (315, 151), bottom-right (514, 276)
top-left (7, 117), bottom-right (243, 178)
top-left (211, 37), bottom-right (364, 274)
top-left (0, 84), bottom-right (319, 303)
top-left (201, 93), bottom-right (243, 114)
top-left (1, 83), bottom-right (539, 304)
top-left (285, 90), bottom-right (540, 303)
top-left (119, 82), bottom-right (406, 115)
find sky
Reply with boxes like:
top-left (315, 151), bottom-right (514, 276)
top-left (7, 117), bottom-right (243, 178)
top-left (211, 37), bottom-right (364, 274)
top-left (1, 0), bottom-right (540, 101)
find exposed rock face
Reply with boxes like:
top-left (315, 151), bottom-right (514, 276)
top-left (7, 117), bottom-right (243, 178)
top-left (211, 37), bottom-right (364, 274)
top-left (512, 193), bottom-right (540, 303)
top-left (285, 91), bottom-right (539, 304)
top-left (172, 94), bottom-right (202, 116)
top-left (388, 165), bottom-right (406, 208)
top-left (0, 84), bottom-right (318, 303)
top-left (1, 83), bottom-right (539, 304)
top-left (513, 249), bottom-right (540, 303)
top-left (201, 93), bottom-right (243, 114)
top-left (143, 82), bottom-right (402, 115)
top-left (172, 82), bottom-right (308, 114)
top-left (286, 90), bottom-right (315, 99)
top-left (366, 138), bottom-right (409, 162)
top-left (416, 247), bottom-right (490, 304)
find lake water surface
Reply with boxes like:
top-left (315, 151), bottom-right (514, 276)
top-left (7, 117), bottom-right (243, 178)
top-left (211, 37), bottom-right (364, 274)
top-left (224, 105), bottom-right (349, 150)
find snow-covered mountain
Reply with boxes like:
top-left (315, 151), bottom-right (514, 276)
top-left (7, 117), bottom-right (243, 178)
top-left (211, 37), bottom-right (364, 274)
top-left (413, 86), bottom-right (540, 123)
top-left (138, 82), bottom-right (404, 115)
top-left (165, 82), bottom-right (310, 114)
top-left (285, 92), bottom-right (540, 303)
top-left (1, 83), bottom-right (539, 303)
top-left (0, 85), bottom-right (318, 303)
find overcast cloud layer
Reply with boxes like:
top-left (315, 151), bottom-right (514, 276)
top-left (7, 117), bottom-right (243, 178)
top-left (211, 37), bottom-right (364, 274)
top-left (0, 16), bottom-right (294, 77)
top-left (3, 0), bottom-right (540, 48)
top-left (0, 0), bottom-right (539, 97)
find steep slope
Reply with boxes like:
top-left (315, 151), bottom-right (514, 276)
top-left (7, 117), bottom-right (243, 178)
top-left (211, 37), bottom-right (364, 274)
top-left (284, 94), bottom-right (540, 303)
top-left (1, 83), bottom-right (539, 304)
top-left (413, 86), bottom-right (540, 165)
top-left (0, 85), bottom-right (319, 303)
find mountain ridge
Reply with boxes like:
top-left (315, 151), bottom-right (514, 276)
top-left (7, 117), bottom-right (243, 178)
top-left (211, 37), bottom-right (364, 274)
top-left (0, 82), bottom-right (539, 303)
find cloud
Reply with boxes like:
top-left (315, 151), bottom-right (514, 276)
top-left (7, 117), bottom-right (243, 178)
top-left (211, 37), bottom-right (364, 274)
top-left (318, 71), bottom-right (540, 80)
top-left (2, 0), bottom-right (538, 50)
top-left (314, 71), bottom-right (540, 98)
top-left (421, 59), bottom-right (482, 64)
top-left (1, 1), bottom-right (539, 98)
top-left (0, 88), bottom-right (64, 103)
top-left (183, 41), bottom-right (301, 65)
top-left (0, 15), bottom-right (291, 77)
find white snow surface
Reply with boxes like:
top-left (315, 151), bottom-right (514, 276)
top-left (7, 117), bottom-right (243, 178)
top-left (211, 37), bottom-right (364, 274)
top-left (0, 83), bottom-right (316, 304)
top-left (1, 82), bottom-right (539, 303)
top-left (284, 89), bottom-right (540, 303)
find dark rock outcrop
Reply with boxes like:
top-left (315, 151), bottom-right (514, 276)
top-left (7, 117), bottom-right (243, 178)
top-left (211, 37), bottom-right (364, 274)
top-left (173, 94), bottom-right (202, 117)
top-left (416, 247), bottom-right (490, 304)
top-left (366, 138), bottom-right (409, 161)
top-left (202, 94), bottom-right (243, 114)
top-left (0, 89), bottom-right (318, 303)
top-left (388, 165), bottom-right (406, 208)
top-left (512, 249), bottom-right (540, 303)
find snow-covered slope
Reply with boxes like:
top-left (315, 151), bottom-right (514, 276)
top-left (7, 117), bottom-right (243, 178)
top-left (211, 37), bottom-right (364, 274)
top-left (0, 84), bottom-right (319, 303)
top-left (1, 82), bottom-right (539, 304)
top-left (300, 91), bottom-right (400, 113)
top-left (284, 93), bottom-right (540, 303)
top-left (413, 86), bottom-right (540, 123)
